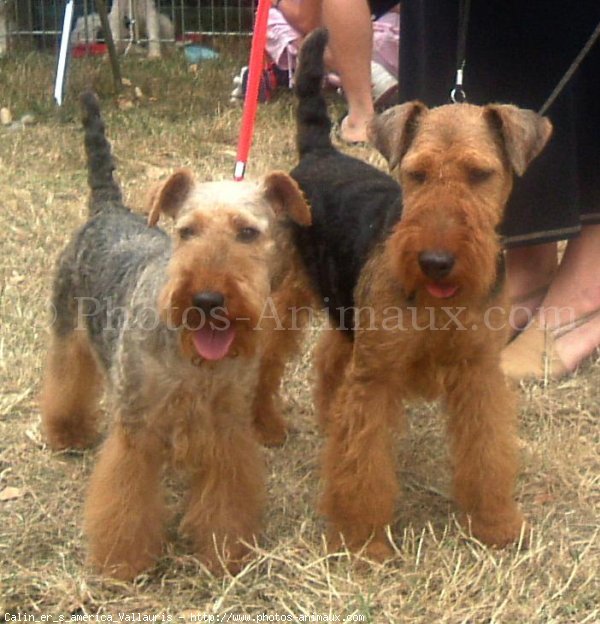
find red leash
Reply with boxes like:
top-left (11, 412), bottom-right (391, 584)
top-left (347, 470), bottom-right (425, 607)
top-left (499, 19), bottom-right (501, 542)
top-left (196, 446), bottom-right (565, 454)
top-left (234, 0), bottom-right (271, 181)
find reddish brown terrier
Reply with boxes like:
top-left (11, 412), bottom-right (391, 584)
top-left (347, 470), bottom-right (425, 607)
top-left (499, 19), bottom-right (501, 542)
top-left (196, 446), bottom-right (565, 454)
top-left (289, 29), bottom-right (553, 560)
top-left (41, 92), bottom-right (311, 579)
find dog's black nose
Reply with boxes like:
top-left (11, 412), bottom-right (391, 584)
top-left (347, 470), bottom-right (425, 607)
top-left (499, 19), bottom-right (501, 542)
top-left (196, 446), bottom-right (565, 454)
top-left (192, 291), bottom-right (225, 312)
top-left (418, 250), bottom-right (455, 280)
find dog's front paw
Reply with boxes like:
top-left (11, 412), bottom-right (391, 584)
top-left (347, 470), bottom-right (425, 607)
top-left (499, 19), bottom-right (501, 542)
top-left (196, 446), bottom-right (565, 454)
top-left (43, 413), bottom-right (100, 450)
top-left (362, 538), bottom-right (394, 562)
top-left (198, 541), bottom-right (252, 576)
top-left (87, 537), bottom-right (162, 580)
top-left (467, 509), bottom-right (526, 548)
top-left (327, 530), bottom-right (394, 562)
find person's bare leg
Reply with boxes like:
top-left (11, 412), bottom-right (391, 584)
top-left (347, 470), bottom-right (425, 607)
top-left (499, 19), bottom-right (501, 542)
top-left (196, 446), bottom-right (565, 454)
top-left (539, 224), bottom-right (600, 369)
top-left (321, 0), bottom-right (374, 142)
top-left (503, 224), bottom-right (600, 376)
top-left (505, 242), bottom-right (557, 333)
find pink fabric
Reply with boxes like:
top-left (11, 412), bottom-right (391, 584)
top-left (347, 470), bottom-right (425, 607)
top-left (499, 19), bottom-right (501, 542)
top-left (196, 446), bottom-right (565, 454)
top-left (266, 6), bottom-right (301, 72)
top-left (265, 5), bottom-right (400, 87)
top-left (372, 11), bottom-right (400, 78)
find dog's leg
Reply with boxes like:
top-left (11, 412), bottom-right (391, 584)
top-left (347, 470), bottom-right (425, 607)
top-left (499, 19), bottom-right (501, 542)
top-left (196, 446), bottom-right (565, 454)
top-left (181, 419), bottom-right (265, 574)
top-left (144, 0), bottom-right (161, 59)
top-left (321, 372), bottom-right (400, 560)
top-left (252, 287), bottom-right (310, 446)
top-left (41, 331), bottom-right (103, 450)
top-left (252, 348), bottom-right (292, 447)
top-left (313, 328), bottom-right (353, 433)
top-left (84, 422), bottom-right (166, 579)
top-left (445, 363), bottom-right (525, 547)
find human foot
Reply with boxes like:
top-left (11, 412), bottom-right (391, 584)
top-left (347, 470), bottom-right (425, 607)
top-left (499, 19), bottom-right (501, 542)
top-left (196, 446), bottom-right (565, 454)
top-left (336, 115), bottom-right (370, 145)
top-left (501, 308), bottom-right (600, 380)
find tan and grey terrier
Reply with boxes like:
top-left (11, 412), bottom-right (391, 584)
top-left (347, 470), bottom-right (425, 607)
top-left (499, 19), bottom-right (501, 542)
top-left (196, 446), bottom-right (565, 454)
top-left (40, 92), bottom-right (311, 579)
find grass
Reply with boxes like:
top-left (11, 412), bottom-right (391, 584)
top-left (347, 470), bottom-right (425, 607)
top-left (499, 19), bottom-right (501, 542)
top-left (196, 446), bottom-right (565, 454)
top-left (1, 43), bottom-right (599, 622)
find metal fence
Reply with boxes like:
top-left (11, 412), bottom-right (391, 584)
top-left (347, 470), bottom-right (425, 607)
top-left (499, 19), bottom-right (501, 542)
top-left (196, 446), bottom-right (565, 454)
top-left (0, 0), bottom-right (256, 54)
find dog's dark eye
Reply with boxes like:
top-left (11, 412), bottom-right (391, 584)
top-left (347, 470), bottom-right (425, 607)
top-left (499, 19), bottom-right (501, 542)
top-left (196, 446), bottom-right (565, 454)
top-left (407, 170), bottom-right (427, 184)
top-left (468, 167), bottom-right (494, 184)
top-left (237, 227), bottom-right (261, 243)
top-left (178, 226), bottom-right (196, 240)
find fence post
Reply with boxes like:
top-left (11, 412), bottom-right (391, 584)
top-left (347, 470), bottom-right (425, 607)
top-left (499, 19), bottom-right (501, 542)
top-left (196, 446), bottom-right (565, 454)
top-left (95, 0), bottom-right (123, 93)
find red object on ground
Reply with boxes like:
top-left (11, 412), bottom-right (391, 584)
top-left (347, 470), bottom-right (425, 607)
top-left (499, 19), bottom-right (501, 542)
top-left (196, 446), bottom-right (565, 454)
top-left (233, 0), bottom-right (271, 181)
top-left (72, 43), bottom-right (107, 58)
top-left (176, 33), bottom-right (203, 44)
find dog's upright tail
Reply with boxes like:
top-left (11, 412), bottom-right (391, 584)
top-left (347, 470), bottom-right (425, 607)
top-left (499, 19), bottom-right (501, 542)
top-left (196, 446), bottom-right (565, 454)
top-left (80, 91), bottom-right (123, 217)
top-left (294, 28), bottom-right (334, 157)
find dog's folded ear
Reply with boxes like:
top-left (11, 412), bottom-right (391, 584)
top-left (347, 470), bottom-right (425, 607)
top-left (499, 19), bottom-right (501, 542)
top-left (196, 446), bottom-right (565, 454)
top-left (147, 168), bottom-right (195, 226)
top-left (484, 104), bottom-right (553, 176)
top-left (262, 171), bottom-right (312, 226)
top-left (368, 101), bottom-right (428, 171)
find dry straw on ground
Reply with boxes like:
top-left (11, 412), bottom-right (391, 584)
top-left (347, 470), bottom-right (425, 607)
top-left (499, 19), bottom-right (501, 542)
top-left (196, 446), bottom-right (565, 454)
top-left (0, 44), bottom-right (598, 622)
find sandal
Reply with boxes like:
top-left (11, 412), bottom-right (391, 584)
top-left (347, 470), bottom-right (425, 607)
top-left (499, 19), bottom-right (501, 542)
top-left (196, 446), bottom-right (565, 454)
top-left (230, 63), bottom-right (288, 104)
top-left (371, 61), bottom-right (398, 112)
top-left (501, 307), bottom-right (600, 381)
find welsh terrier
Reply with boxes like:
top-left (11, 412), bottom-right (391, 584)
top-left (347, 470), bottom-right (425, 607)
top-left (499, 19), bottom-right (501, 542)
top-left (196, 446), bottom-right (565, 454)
top-left (291, 29), bottom-right (553, 559)
top-left (40, 92), bottom-right (310, 579)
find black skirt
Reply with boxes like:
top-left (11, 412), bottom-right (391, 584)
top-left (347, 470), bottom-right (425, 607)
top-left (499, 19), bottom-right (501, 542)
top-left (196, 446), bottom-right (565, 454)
top-left (398, 1), bottom-right (600, 247)
top-left (369, 0), bottom-right (401, 20)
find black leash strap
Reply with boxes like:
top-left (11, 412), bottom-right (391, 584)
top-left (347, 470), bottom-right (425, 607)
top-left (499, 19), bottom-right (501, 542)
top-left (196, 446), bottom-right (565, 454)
top-left (539, 19), bottom-right (600, 115)
top-left (450, 0), bottom-right (471, 103)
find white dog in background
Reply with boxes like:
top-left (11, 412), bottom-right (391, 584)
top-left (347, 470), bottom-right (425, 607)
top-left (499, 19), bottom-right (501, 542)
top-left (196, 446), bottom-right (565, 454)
top-left (108, 0), bottom-right (174, 58)
top-left (2, 0), bottom-right (174, 59)
top-left (70, 13), bottom-right (104, 46)
top-left (72, 1), bottom-right (173, 58)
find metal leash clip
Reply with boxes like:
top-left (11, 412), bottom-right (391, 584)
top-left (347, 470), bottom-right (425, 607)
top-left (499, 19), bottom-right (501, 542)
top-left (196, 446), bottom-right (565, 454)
top-left (450, 62), bottom-right (467, 103)
top-left (451, 0), bottom-right (470, 104)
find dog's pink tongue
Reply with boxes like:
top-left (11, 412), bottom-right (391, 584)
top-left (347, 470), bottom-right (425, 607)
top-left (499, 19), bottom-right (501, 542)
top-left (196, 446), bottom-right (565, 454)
top-left (426, 283), bottom-right (459, 299)
top-left (192, 325), bottom-right (236, 361)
